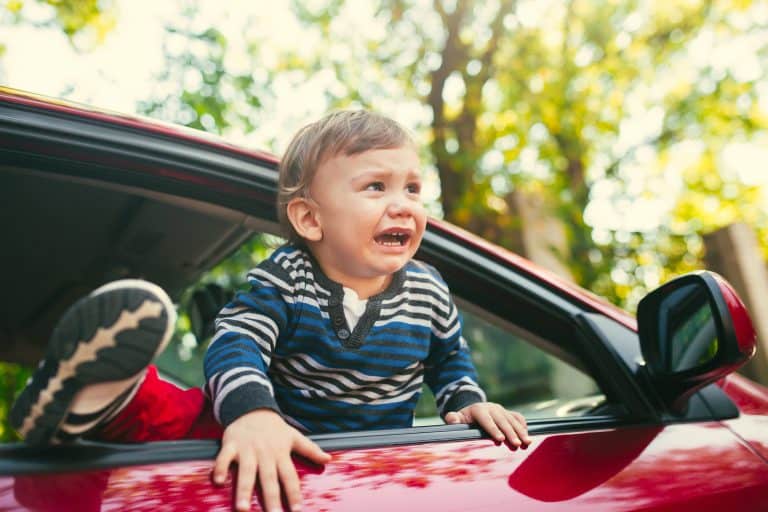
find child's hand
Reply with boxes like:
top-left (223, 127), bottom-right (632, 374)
top-left (212, 409), bottom-right (331, 512)
top-left (445, 402), bottom-right (532, 449)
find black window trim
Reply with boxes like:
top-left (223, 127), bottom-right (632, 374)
top-left (0, 417), bottom-right (653, 476)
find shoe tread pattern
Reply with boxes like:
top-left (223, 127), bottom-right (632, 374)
top-left (10, 283), bottom-right (173, 445)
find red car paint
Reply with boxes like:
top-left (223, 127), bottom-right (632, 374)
top-left (2, 425), bottom-right (768, 511)
top-left (722, 374), bottom-right (768, 463)
top-left (713, 273), bottom-right (758, 358)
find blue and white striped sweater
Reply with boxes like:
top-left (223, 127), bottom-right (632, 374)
top-left (204, 244), bottom-right (485, 433)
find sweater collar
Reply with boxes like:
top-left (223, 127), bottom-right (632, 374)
top-left (299, 246), bottom-right (407, 302)
top-left (295, 244), bottom-right (408, 348)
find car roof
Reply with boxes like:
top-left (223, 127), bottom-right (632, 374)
top-left (0, 87), bottom-right (280, 165)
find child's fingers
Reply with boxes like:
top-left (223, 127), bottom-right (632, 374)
top-left (278, 458), bottom-right (302, 511)
top-left (212, 443), bottom-right (237, 485)
top-left (444, 410), bottom-right (469, 424)
top-left (490, 408), bottom-right (523, 448)
top-left (444, 411), bottom-right (460, 424)
top-left (474, 409), bottom-right (505, 442)
top-left (294, 433), bottom-right (332, 465)
top-left (235, 454), bottom-right (257, 511)
top-left (451, 404), bottom-right (531, 449)
top-left (258, 460), bottom-right (281, 512)
top-left (502, 409), bottom-right (532, 448)
top-left (507, 410), bottom-right (532, 446)
top-left (509, 410), bottom-right (527, 429)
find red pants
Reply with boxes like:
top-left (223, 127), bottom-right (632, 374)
top-left (13, 366), bottom-right (222, 511)
top-left (98, 365), bottom-right (223, 442)
top-left (13, 366), bottom-right (221, 511)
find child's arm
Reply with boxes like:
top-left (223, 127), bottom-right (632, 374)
top-left (426, 334), bottom-right (531, 447)
top-left (212, 409), bottom-right (330, 512)
top-left (427, 326), bottom-right (532, 448)
top-left (205, 261), bottom-right (329, 511)
top-left (421, 266), bottom-right (531, 448)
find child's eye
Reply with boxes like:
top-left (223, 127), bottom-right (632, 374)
top-left (406, 182), bottom-right (421, 195)
top-left (365, 182), bottom-right (385, 192)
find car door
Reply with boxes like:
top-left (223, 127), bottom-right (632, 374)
top-left (4, 224), bottom-right (768, 512)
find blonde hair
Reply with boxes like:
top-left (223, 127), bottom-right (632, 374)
top-left (277, 110), bottom-right (414, 243)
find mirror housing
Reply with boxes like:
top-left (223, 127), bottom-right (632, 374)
top-left (637, 271), bottom-right (756, 412)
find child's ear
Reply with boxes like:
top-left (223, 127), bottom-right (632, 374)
top-left (286, 197), bottom-right (323, 242)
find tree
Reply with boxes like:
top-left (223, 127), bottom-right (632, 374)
top-left (136, 6), bottom-right (265, 138)
top-left (280, 0), bottom-right (768, 309)
top-left (1, 0), bottom-right (117, 50)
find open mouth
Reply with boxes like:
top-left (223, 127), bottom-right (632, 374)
top-left (374, 230), bottom-right (412, 247)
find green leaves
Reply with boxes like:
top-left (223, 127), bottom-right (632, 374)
top-left (2, 0), bottom-right (117, 49)
top-left (360, 0), bottom-right (768, 311)
top-left (136, 21), bottom-right (268, 137)
top-left (0, 362), bottom-right (30, 442)
top-left (4, 2), bottom-right (765, 313)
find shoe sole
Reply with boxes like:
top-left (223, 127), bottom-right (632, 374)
top-left (9, 279), bottom-right (176, 445)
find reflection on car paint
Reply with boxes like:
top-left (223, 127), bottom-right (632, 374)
top-left (508, 427), bottom-right (659, 501)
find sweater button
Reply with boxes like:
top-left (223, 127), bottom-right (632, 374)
top-left (328, 297), bottom-right (340, 307)
top-left (333, 316), bottom-right (344, 326)
top-left (337, 328), bottom-right (350, 340)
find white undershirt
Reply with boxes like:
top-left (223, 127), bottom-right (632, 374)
top-left (342, 286), bottom-right (368, 330)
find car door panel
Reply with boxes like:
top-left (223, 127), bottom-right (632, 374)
top-left (722, 374), bottom-right (768, 462)
top-left (3, 423), bottom-right (767, 511)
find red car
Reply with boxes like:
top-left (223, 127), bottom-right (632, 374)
top-left (0, 87), bottom-right (767, 511)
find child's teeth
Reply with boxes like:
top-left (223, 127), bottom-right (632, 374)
top-left (376, 231), bottom-right (409, 246)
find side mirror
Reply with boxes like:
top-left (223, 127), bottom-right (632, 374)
top-left (637, 271), bottom-right (756, 412)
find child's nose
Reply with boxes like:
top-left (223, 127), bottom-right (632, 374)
top-left (386, 194), bottom-right (413, 217)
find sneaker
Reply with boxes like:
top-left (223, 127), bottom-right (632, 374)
top-left (9, 279), bottom-right (176, 445)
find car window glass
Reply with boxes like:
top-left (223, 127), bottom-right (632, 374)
top-left (414, 301), bottom-right (604, 424)
top-left (155, 232), bottom-right (285, 388)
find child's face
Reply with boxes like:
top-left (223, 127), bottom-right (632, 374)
top-left (302, 145), bottom-right (427, 291)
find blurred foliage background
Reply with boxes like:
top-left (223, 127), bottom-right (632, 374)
top-left (1, 0), bottom-right (768, 440)
top-left (3, 0), bottom-right (766, 308)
